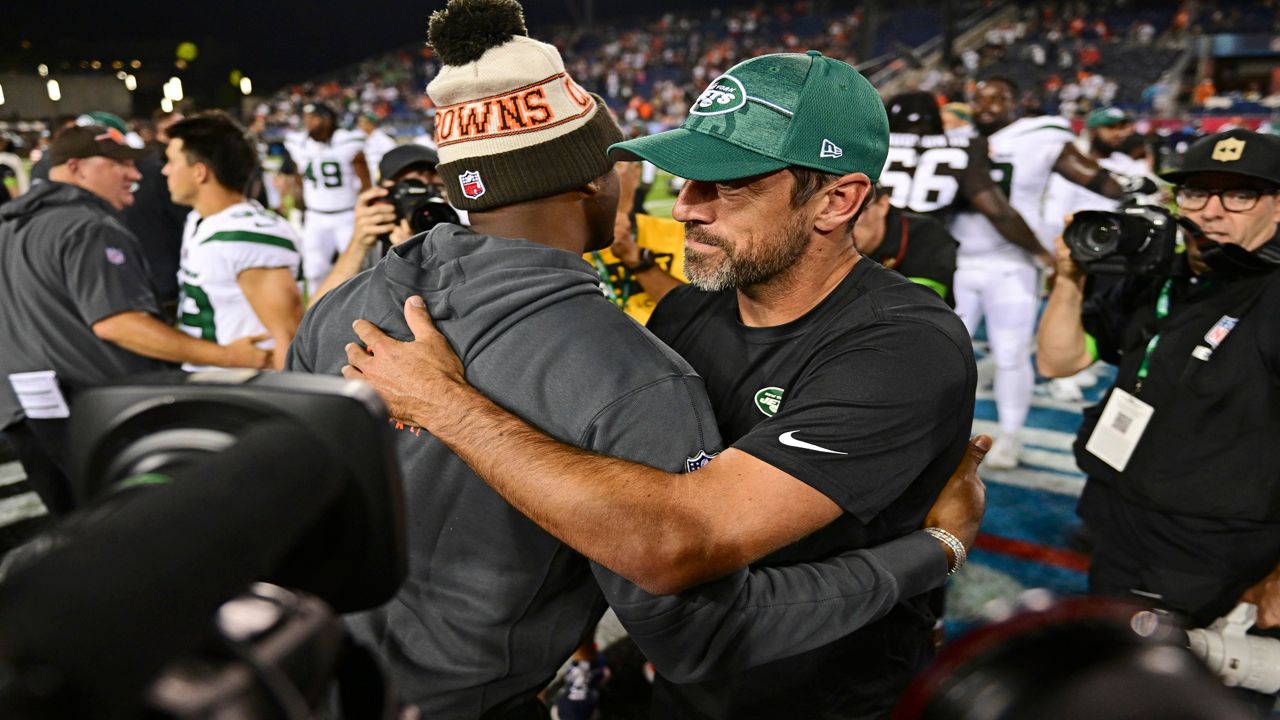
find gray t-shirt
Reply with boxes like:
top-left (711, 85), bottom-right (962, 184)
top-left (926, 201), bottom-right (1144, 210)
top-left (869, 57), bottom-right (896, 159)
top-left (0, 182), bottom-right (166, 427)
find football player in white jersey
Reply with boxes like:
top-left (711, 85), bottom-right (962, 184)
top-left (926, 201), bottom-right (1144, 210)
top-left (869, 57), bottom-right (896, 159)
top-left (164, 111), bottom-right (303, 371)
top-left (949, 78), bottom-right (1154, 469)
top-left (284, 103), bottom-right (371, 293)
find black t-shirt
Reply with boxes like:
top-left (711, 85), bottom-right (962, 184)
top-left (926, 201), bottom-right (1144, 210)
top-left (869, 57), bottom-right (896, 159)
top-left (646, 259), bottom-right (976, 718)
top-left (881, 131), bottom-right (995, 223)
top-left (121, 150), bottom-right (188, 312)
top-left (868, 206), bottom-right (958, 306)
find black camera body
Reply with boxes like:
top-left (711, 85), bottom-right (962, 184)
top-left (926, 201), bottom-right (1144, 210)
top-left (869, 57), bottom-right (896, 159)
top-left (1064, 205), bottom-right (1193, 277)
top-left (385, 178), bottom-right (460, 234)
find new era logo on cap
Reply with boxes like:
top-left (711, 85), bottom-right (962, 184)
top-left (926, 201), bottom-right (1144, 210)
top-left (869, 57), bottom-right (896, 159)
top-left (820, 139), bottom-right (843, 159)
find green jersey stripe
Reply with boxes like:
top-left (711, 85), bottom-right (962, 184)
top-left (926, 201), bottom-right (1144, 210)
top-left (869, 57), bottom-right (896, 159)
top-left (201, 230), bottom-right (297, 251)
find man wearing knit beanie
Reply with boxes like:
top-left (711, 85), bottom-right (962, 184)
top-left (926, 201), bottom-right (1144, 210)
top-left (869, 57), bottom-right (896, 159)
top-left (290, 3), bottom-right (989, 718)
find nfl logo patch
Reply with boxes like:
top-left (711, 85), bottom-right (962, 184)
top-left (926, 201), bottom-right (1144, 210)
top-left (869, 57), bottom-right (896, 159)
top-left (105, 247), bottom-right (126, 265)
top-left (459, 170), bottom-right (486, 200)
top-left (1204, 315), bottom-right (1238, 349)
top-left (685, 450), bottom-right (717, 473)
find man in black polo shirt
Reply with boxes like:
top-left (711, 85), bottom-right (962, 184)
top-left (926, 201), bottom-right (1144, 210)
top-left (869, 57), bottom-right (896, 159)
top-left (0, 126), bottom-right (269, 515)
top-left (346, 49), bottom-right (979, 719)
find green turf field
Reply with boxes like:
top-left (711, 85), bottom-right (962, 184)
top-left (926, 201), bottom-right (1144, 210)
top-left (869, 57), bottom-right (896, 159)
top-left (641, 170), bottom-right (678, 219)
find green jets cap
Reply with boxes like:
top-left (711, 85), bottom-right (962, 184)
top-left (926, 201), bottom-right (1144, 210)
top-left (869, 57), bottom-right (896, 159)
top-left (1085, 107), bottom-right (1130, 130)
top-left (609, 50), bottom-right (889, 182)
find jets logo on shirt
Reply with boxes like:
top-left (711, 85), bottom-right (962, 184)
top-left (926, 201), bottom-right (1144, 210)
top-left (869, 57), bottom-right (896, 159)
top-left (459, 170), bottom-right (486, 200)
top-left (754, 386), bottom-right (784, 417)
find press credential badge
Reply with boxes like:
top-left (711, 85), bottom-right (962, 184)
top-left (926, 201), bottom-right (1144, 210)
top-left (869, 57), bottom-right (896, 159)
top-left (1085, 388), bottom-right (1154, 471)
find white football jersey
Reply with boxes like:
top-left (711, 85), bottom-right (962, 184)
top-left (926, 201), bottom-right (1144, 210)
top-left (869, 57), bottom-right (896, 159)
top-left (950, 116), bottom-right (1074, 259)
top-left (1041, 148), bottom-right (1156, 243)
top-left (284, 128), bottom-right (366, 212)
top-left (177, 201), bottom-right (301, 371)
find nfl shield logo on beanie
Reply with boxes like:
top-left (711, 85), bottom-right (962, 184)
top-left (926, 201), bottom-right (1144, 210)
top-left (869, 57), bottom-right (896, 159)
top-left (459, 170), bottom-right (486, 200)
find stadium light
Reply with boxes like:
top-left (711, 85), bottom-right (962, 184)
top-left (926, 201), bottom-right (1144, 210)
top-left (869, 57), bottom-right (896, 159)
top-left (46, 79), bottom-right (60, 102)
top-left (37, 64), bottom-right (48, 77)
top-left (124, 74), bottom-right (137, 92)
top-left (240, 77), bottom-right (253, 96)
top-left (0, 84), bottom-right (5, 107)
top-left (116, 70), bottom-right (127, 80)
top-left (161, 97), bottom-right (174, 113)
top-left (130, 59), bottom-right (141, 69)
top-left (164, 76), bottom-right (184, 102)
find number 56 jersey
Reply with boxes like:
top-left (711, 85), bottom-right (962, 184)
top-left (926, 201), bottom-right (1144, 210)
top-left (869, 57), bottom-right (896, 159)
top-left (284, 128), bottom-right (366, 212)
top-left (880, 130), bottom-right (995, 223)
top-left (177, 201), bottom-right (301, 370)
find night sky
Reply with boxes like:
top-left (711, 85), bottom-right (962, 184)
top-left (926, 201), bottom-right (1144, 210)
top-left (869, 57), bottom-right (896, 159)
top-left (3, 0), bottom-right (770, 102)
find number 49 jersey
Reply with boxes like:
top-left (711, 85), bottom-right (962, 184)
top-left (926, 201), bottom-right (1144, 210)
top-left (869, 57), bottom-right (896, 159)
top-left (880, 131), bottom-right (995, 222)
top-left (177, 201), bottom-right (301, 371)
top-left (284, 128), bottom-right (366, 212)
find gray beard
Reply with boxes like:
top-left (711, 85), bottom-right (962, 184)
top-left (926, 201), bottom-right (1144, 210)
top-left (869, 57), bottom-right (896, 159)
top-left (683, 217), bottom-right (810, 292)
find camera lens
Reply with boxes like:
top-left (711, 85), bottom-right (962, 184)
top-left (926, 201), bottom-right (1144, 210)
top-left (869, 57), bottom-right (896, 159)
top-left (1064, 213), bottom-right (1122, 262)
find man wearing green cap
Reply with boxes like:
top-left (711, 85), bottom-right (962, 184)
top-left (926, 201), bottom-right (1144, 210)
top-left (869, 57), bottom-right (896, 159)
top-left (348, 48), bottom-right (981, 718)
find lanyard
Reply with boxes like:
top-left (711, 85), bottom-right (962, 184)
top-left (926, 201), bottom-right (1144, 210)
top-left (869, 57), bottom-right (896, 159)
top-left (1134, 279), bottom-right (1173, 395)
top-left (591, 252), bottom-right (633, 310)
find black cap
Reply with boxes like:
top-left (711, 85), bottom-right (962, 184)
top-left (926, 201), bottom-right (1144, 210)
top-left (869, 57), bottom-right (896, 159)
top-left (379, 144), bottom-right (439, 182)
top-left (48, 125), bottom-right (151, 165)
top-left (302, 103), bottom-right (337, 120)
top-left (886, 91), bottom-right (943, 135)
top-left (1160, 129), bottom-right (1280, 186)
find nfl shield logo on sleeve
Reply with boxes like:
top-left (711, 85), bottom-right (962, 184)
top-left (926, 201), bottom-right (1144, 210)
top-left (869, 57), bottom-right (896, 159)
top-left (459, 170), bottom-right (486, 200)
top-left (105, 247), bottom-right (126, 265)
top-left (685, 450), bottom-right (718, 472)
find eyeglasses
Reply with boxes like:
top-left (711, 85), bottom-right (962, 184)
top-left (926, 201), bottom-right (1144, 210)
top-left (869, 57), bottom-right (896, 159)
top-left (1176, 187), bottom-right (1275, 212)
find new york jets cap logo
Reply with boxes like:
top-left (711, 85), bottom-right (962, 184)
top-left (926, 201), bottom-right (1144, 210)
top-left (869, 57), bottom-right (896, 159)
top-left (754, 387), bottom-right (784, 417)
top-left (691, 75), bottom-right (747, 116)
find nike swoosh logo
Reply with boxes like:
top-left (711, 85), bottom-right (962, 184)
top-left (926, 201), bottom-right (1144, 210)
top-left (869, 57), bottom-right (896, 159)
top-left (778, 431), bottom-right (848, 455)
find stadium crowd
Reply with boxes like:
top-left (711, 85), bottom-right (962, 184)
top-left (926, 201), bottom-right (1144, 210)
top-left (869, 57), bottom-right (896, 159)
top-left (2, 0), bottom-right (1280, 717)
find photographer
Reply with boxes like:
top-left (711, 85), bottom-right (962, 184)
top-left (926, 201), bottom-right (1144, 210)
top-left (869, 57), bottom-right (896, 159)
top-left (309, 145), bottom-right (448, 305)
top-left (1036, 130), bottom-right (1280, 699)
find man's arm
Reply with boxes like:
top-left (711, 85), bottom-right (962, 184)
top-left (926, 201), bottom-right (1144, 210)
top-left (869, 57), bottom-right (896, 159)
top-left (344, 298), bottom-right (980, 595)
top-left (1036, 235), bottom-right (1093, 377)
top-left (611, 213), bottom-right (685, 306)
top-left (352, 152), bottom-right (372, 194)
top-left (1241, 561), bottom-right (1280, 629)
top-left (238, 267), bottom-right (303, 370)
top-left (968, 186), bottom-right (1053, 264)
top-left (93, 311), bottom-right (270, 368)
top-left (310, 186), bottom-right (411, 306)
top-left (1053, 144), bottom-right (1157, 200)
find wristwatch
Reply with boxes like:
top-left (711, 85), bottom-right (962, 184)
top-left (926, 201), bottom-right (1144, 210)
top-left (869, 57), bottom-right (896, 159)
top-left (625, 247), bottom-right (657, 273)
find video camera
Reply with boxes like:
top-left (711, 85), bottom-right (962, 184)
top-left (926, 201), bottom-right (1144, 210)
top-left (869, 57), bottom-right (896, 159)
top-left (0, 372), bottom-right (406, 719)
top-left (384, 178), bottom-right (459, 235)
top-left (1063, 204), bottom-right (1199, 277)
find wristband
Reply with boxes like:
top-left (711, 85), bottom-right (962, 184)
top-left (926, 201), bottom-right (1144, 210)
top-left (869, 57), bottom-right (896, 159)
top-left (923, 527), bottom-right (967, 575)
top-left (625, 247), bottom-right (657, 273)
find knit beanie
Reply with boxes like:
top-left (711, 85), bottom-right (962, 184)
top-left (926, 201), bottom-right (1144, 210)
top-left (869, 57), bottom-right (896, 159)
top-left (426, 0), bottom-right (623, 211)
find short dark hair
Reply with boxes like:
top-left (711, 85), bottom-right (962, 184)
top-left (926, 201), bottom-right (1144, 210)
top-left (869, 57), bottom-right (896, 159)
top-left (979, 75), bottom-right (1018, 97)
top-left (788, 167), bottom-right (867, 232)
top-left (166, 111), bottom-right (258, 194)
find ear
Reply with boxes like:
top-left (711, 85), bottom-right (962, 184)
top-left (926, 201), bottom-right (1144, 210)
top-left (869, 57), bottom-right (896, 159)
top-left (814, 172), bottom-right (872, 233)
top-left (193, 161), bottom-right (211, 185)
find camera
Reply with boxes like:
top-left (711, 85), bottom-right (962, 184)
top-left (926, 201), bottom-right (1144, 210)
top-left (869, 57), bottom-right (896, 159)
top-left (1187, 602), bottom-right (1280, 695)
top-left (1063, 204), bottom-right (1197, 277)
top-left (0, 372), bottom-right (406, 718)
top-left (384, 178), bottom-right (459, 235)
